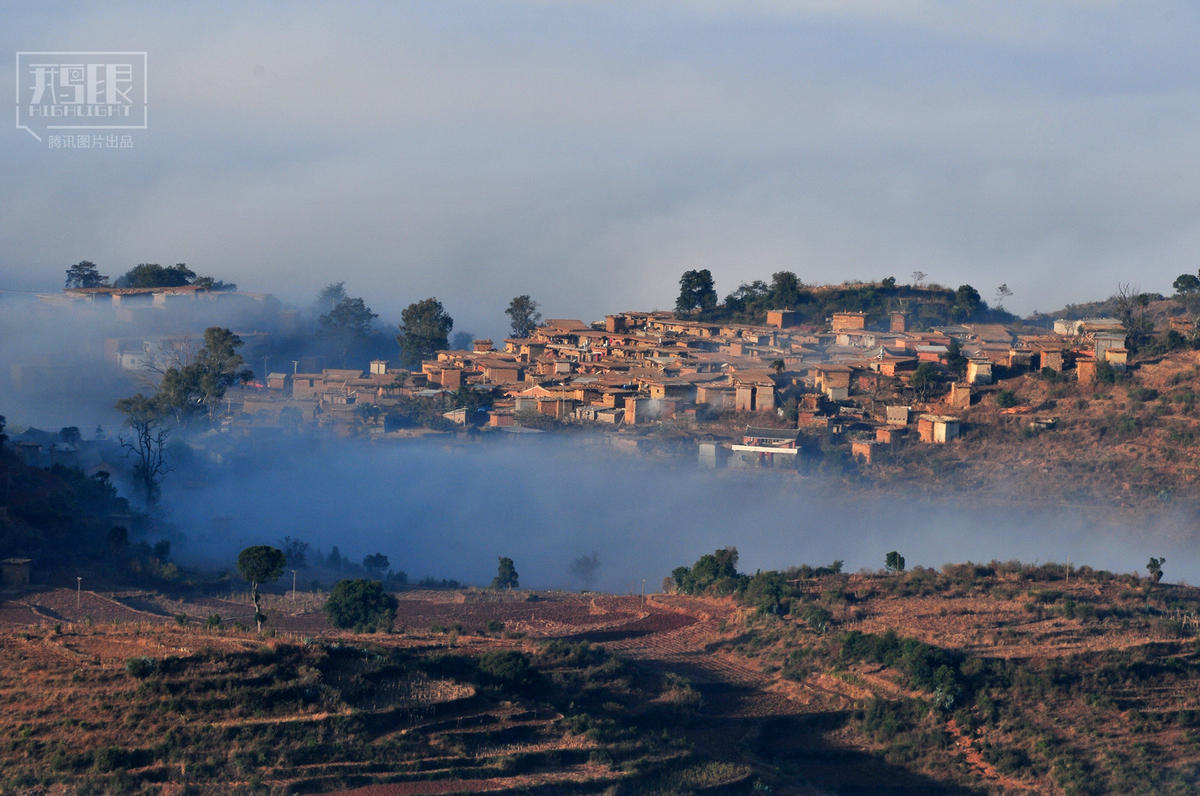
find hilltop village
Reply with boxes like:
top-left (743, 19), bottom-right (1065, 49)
top-left (219, 304), bottom-right (1136, 468)
top-left (15, 274), bottom-right (1199, 508)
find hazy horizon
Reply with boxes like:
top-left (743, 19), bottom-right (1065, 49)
top-left (5, 2), bottom-right (1200, 338)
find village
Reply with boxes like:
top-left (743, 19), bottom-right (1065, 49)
top-left (6, 277), bottom-right (1171, 486)
top-left (205, 299), bottom-right (1139, 470)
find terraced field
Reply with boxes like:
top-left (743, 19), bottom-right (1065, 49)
top-left (5, 571), bottom-right (1200, 793)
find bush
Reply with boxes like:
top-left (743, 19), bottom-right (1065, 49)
top-left (124, 656), bottom-right (157, 679)
top-left (996, 390), bottom-right (1018, 408)
top-left (324, 579), bottom-right (398, 632)
top-left (477, 650), bottom-right (536, 691)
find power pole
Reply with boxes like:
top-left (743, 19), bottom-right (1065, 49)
top-left (76, 576), bottom-right (82, 610)
top-left (641, 578), bottom-right (646, 606)
top-left (291, 570), bottom-right (297, 603)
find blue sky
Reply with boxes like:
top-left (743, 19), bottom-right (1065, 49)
top-left (4, 1), bottom-right (1200, 337)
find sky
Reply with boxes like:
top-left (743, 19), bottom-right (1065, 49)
top-left (4, 1), bottom-right (1200, 339)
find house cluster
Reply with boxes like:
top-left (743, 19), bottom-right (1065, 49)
top-left (222, 308), bottom-right (1127, 461)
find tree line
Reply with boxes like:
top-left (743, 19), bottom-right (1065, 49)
top-left (674, 268), bottom-right (1011, 328)
top-left (65, 260), bottom-right (236, 291)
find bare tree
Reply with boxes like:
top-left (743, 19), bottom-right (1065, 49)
top-left (115, 394), bottom-right (171, 503)
top-left (993, 283), bottom-right (1014, 311)
top-left (1113, 283), bottom-right (1152, 352)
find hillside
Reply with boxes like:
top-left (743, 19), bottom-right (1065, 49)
top-left (4, 565), bottom-right (1200, 794)
top-left (857, 347), bottom-right (1200, 511)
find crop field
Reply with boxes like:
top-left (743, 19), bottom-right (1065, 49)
top-left (4, 567), bottom-right (1200, 794)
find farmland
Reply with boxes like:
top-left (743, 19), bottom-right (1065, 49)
top-left (5, 564), bottom-right (1200, 794)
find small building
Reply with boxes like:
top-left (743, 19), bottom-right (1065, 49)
top-left (730, 427), bottom-right (800, 467)
top-left (886, 405), bottom-right (911, 426)
top-left (369, 360), bottom-right (390, 376)
top-left (487, 410), bottom-right (515, 427)
top-left (965, 358), bottom-right (993, 385)
top-left (1007, 350), bottom-right (1034, 371)
top-left (915, 345), bottom-right (948, 364)
top-left (1094, 332), bottom-right (1127, 362)
top-left (876, 425), bottom-right (906, 445)
top-left (1104, 347), bottom-right (1128, 371)
top-left (1, 558), bottom-right (32, 589)
top-left (605, 314), bottom-right (628, 333)
top-left (889, 312), bottom-right (907, 333)
top-left (851, 439), bottom-right (882, 464)
top-left (766, 309), bottom-right (799, 329)
top-left (698, 441), bottom-right (728, 469)
top-left (917, 414), bottom-right (960, 444)
top-left (1037, 349), bottom-right (1063, 373)
top-left (831, 311), bottom-right (867, 332)
top-left (946, 382), bottom-right (971, 410)
top-left (813, 365), bottom-right (852, 402)
top-left (1076, 357), bottom-right (1098, 386)
top-left (472, 339), bottom-right (495, 353)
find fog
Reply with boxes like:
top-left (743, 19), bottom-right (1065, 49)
top-left (159, 432), bottom-right (1200, 592)
top-left (4, 292), bottom-right (1199, 591)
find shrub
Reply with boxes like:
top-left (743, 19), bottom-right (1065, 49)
top-left (324, 579), bottom-right (398, 632)
top-left (124, 656), bottom-right (157, 679)
top-left (477, 650), bottom-right (536, 691)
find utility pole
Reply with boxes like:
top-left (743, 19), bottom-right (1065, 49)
top-left (263, 356), bottom-right (270, 380)
top-left (76, 576), bottom-right (82, 610)
top-left (641, 578), bottom-right (646, 606)
top-left (291, 570), bottom-right (297, 603)
top-left (292, 360), bottom-right (299, 374)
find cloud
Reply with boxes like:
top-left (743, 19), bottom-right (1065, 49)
top-left (3, 1), bottom-right (1200, 328)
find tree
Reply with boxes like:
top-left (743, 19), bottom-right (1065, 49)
top-left (324, 578), bottom-right (397, 632)
top-left (319, 296), bottom-right (379, 364)
top-left (568, 551), bottom-right (600, 589)
top-left (397, 298), bottom-right (453, 368)
top-left (952, 284), bottom-right (982, 321)
top-left (909, 362), bottom-right (940, 402)
top-left (115, 394), bottom-right (170, 503)
top-left (237, 545), bottom-right (286, 632)
top-left (155, 327), bottom-right (253, 424)
top-left (280, 536), bottom-right (309, 569)
top-left (1147, 556), bottom-right (1165, 584)
top-left (1173, 273), bottom-right (1200, 296)
top-left (768, 271), bottom-right (802, 308)
top-left (191, 275), bottom-right (237, 291)
top-left (675, 269), bottom-right (718, 315)
top-left (65, 260), bottom-right (108, 288)
top-left (506, 295), bottom-right (542, 338)
top-left (946, 338), bottom-right (967, 378)
top-left (993, 283), bottom-right (1014, 311)
top-left (113, 263), bottom-right (195, 288)
top-left (0, 414), bottom-right (7, 450)
top-left (491, 556), bottom-right (519, 589)
top-left (911, 270), bottom-right (927, 286)
top-left (315, 282), bottom-right (348, 313)
top-left (362, 553), bottom-right (390, 577)
top-left (1113, 283), bottom-right (1153, 352)
top-left (885, 551), bottom-right (906, 573)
